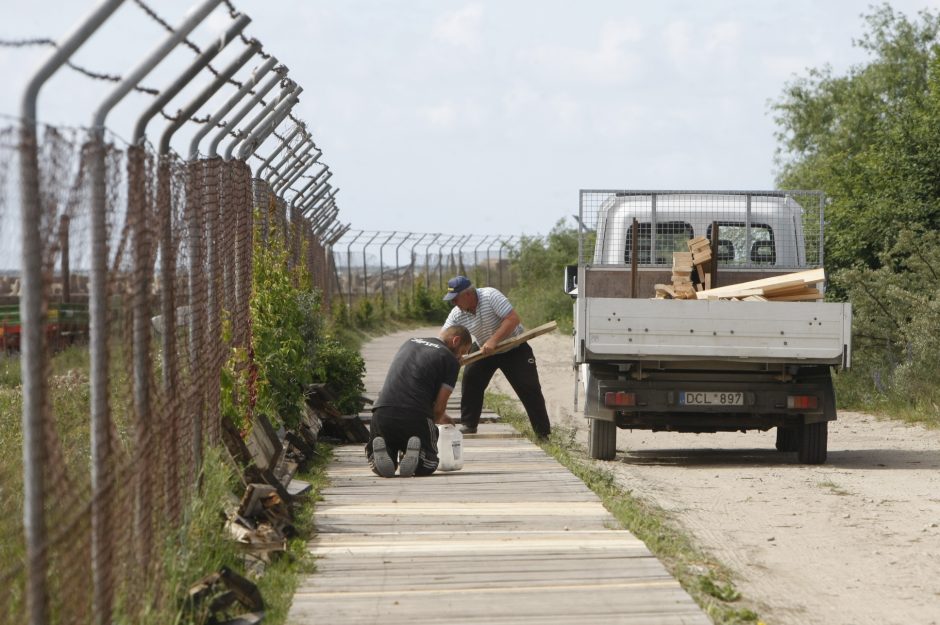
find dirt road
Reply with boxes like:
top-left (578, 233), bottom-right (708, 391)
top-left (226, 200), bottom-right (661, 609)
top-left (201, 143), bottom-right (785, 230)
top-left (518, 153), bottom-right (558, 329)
top-left (487, 330), bottom-right (940, 625)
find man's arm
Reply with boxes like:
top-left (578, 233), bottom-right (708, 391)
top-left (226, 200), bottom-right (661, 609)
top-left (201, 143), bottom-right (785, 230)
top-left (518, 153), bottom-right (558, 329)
top-left (432, 386), bottom-right (455, 424)
top-left (482, 309), bottom-right (520, 354)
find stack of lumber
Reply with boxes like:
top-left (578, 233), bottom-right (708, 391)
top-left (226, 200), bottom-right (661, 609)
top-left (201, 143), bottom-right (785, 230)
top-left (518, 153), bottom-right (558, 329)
top-left (655, 236), bottom-right (712, 299)
top-left (687, 236), bottom-right (713, 289)
top-left (670, 252), bottom-right (696, 299)
top-left (694, 267), bottom-right (824, 301)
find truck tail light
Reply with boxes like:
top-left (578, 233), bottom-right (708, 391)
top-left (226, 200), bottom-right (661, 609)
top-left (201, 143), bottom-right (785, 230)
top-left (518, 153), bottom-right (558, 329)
top-left (787, 395), bottom-right (818, 410)
top-left (605, 391), bottom-right (636, 407)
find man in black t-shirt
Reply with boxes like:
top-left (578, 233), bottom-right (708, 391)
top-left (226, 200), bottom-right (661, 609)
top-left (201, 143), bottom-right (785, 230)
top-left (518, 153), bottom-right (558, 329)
top-left (366, 325), bottom-right (472, 478)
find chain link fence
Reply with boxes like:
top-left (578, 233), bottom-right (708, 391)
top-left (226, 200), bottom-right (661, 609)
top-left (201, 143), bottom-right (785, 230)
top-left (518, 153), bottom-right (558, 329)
top-left (0, 2), bottom-right (347, 623)
top-left (333, 231), bottom-right (520, 311)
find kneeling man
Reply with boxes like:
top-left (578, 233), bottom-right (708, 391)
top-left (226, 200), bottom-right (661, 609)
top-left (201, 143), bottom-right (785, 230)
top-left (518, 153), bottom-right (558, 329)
top-left (366, 325), bottom-right (472, 477)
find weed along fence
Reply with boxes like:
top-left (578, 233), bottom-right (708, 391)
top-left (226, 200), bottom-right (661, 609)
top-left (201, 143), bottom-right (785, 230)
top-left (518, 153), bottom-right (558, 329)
top-left (332, 230), bottom-right (521, 312)
top-left (0, 2), bottom-right (358, 623)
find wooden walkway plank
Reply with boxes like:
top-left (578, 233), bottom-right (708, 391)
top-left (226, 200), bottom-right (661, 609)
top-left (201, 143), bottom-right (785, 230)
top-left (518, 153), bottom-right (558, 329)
top-left (286, 328), bottom-right (710, 625)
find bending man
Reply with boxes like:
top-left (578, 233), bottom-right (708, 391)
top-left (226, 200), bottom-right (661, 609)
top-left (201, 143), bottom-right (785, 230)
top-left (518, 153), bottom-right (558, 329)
top-left (442, 276), bottom-right (551, 439)
top-left (366, 325), bottom-right (472, 478)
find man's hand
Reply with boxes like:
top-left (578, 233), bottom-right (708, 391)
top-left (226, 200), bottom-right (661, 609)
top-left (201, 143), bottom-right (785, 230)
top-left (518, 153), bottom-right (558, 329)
top-left (481, 337), bottom-right (499, 355)
top-left (435, 413), bottom-right (455, 425)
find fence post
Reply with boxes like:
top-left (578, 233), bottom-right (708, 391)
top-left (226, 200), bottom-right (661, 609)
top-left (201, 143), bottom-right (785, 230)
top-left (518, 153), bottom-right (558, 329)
top-left (207, 68), bottom-right (285, 157)
top-left (188, 56), bottom-right (279, 160)
top-left (378, 231), bottom-right (396, 308)
top-left (394, 233), bottom-right (411, 311)
top-left (361, 231), bottom-right (381, 303)
top-left (436, 235), bottom-right (455, 291)
top-left (473, 235), bottom-right (490, 286)
top-left (257, 125), bottom-right (305, 180)
top-left (19, 3), bottom-right (126, 623)
top-left (423, 234), bottom-right (440, 291)
top-left (304, 180), bottom-right (335, 218)
top-left (346, 231), bottom-right (363, 311)
top-left (127, 10), bottom-right (248, 570)
top-left (454, 234), bottom-right (471, 276)
top-left (86, 2), bottom-right (225, 621)
top-left (498, 237), bottom-right (510, 290)
top-left (233, 84), bottom-right (302, 160)
top-left (59, 215), bottom-right (70, 303)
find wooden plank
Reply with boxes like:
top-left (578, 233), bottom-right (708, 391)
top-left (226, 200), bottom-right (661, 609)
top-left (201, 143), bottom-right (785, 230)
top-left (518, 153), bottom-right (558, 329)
top-left (288, 432), bottom-right (711, 625)
top-left (461, 320), bottom-right (557, 366)
top-left (695, 267), bottom-right (825, 300)
top-left (768, 289), bottom-right (822, 301)
top-left (291, 328), bottom-right (712, 625)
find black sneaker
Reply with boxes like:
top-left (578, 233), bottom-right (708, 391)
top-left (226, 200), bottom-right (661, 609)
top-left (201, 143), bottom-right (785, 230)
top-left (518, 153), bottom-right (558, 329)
top-left (398, 436), bottom-right (421, 478)
top-left (371, 437), bottom-right (396, 478)
top-left (459, 425), bottom-right (477, 435)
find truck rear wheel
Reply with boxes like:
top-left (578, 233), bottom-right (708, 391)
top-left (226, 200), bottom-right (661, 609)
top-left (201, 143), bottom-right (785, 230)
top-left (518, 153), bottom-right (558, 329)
top-left (775, 426), bottom-right (799, 452)
top-left (798, 421), bottom-right (828, 464)
top-left (588, 419), bottom-right (617, 460)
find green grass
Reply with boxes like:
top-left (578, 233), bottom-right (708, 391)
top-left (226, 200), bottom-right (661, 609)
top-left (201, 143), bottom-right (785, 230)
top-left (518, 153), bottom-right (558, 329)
top-left (817, 480), bottom-right (852, 497)
top-left (833, 367), bottom-right (940, 430)
top-left (0, 340), bottom-right (335, 625)
top-left (485, 392), bottom-right (761, 625)
top-left (119, 443), bottom-right (333, 625)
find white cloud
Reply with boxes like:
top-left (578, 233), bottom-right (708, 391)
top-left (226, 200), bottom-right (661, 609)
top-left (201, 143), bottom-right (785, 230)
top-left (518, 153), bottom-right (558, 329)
top-left (517, 18), bottom-right (644, 84)
top-left (664, 19), bottom-right (741, 68)
top-left (762, 55), bottom-right (811, 81)
top-left (502, 84), bottom-right (539, 116)
top-left (706, 21), bottom-right (741, 53)
top-left (663, 20), bottom-right (693, 66)
top-left (432, 4), bottom-right (485, 49)
top-left (420, 103), bottom-right (459, 129)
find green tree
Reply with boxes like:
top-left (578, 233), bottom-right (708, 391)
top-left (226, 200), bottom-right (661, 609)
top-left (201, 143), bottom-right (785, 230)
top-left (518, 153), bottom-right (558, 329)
top-left (774, 6), bottom-right (940, 424)
top-left (773, 4), bottom-right (940, 276)
top-left (507, 218), bottom-right (579, 331)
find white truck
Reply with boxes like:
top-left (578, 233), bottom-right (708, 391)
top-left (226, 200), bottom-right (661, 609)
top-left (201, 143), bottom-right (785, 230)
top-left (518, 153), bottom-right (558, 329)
top-left (567, 191), bottom-right (852, 464)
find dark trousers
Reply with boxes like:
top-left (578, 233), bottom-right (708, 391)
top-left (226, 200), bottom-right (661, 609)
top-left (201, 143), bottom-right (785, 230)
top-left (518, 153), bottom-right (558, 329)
top-left (461, 342), bottom-right (551, 437)
top-left (365, 408), bottom-right (440, 476)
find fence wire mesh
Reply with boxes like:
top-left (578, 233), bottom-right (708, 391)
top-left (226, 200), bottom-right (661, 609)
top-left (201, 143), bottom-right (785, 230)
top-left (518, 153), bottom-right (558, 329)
top-left (332, 231), bottom-right (520, 312)
top-left (578, 190), bottom-right (824, 269)
top-left (0, 120), bottom-right (338, 624)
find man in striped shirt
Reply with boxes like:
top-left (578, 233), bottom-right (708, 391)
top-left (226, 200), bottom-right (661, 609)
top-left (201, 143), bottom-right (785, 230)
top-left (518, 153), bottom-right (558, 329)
top-left (442, 276), bottom-right (551, 439)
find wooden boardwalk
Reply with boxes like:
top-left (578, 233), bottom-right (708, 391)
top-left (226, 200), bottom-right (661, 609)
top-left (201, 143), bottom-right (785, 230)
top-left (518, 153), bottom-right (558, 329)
top-left (287, 329), bottom-right (709, 625)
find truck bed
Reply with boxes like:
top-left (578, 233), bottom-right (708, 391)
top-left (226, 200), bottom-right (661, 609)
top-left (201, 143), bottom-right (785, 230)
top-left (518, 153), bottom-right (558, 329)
top-left (579, 298), bottom-right (852, 366)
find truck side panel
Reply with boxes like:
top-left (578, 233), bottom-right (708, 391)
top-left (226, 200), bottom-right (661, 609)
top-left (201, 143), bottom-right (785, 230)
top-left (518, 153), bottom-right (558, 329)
top-left (580, 298), bottom-right (851, 366)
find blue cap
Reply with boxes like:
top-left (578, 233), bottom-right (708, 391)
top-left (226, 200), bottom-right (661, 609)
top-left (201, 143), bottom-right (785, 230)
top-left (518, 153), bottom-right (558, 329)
top-left (443, 276), bottom-right (472, 301)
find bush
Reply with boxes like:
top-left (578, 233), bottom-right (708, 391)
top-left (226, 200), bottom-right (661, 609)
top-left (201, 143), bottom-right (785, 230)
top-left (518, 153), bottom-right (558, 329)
top-left (250, 241), bottom-right (313, 429)
top-left (831, 228), bottom-right (940, 425)
top-left (506, 219), bottom-right (579, 332)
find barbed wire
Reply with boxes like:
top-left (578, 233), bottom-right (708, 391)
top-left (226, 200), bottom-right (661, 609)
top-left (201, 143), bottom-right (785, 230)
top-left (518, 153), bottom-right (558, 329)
top-left (0, 38), bottom-right (160, 95)
top-left (2, 2), bottom-right (308, 157)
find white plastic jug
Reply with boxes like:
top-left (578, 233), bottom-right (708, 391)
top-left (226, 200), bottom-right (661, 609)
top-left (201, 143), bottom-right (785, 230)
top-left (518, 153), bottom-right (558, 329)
top-left (437, 424), bottom-right (464, 471)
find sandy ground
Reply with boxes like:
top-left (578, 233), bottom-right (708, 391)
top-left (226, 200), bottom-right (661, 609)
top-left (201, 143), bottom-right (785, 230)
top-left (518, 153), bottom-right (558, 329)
top-left (486, 330), bottom-right (940, 625)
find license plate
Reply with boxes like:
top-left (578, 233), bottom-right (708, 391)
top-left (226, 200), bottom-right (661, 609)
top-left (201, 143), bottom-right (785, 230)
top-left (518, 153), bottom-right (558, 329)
top-left (680, 391), bottom-right (744, 406)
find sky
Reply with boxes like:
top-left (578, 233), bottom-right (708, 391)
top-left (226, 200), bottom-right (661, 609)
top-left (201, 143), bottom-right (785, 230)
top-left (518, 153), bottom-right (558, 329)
top-left (3, 0), bottom-right (940, 243)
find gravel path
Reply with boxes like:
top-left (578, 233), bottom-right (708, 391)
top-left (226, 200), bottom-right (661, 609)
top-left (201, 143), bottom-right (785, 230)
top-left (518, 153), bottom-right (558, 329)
top-left (487, 330), bottom-right (940, 625)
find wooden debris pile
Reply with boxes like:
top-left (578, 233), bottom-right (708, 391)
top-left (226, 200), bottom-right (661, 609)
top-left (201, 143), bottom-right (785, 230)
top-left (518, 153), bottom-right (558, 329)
top-left (656, 236), bottom-right (713, 299)
top-left (186, 566), bottom-right (264, 625)
top-left (221, 403), bottom-right (324, 576)
top-left (307, 383), bottom-right (370, 444)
